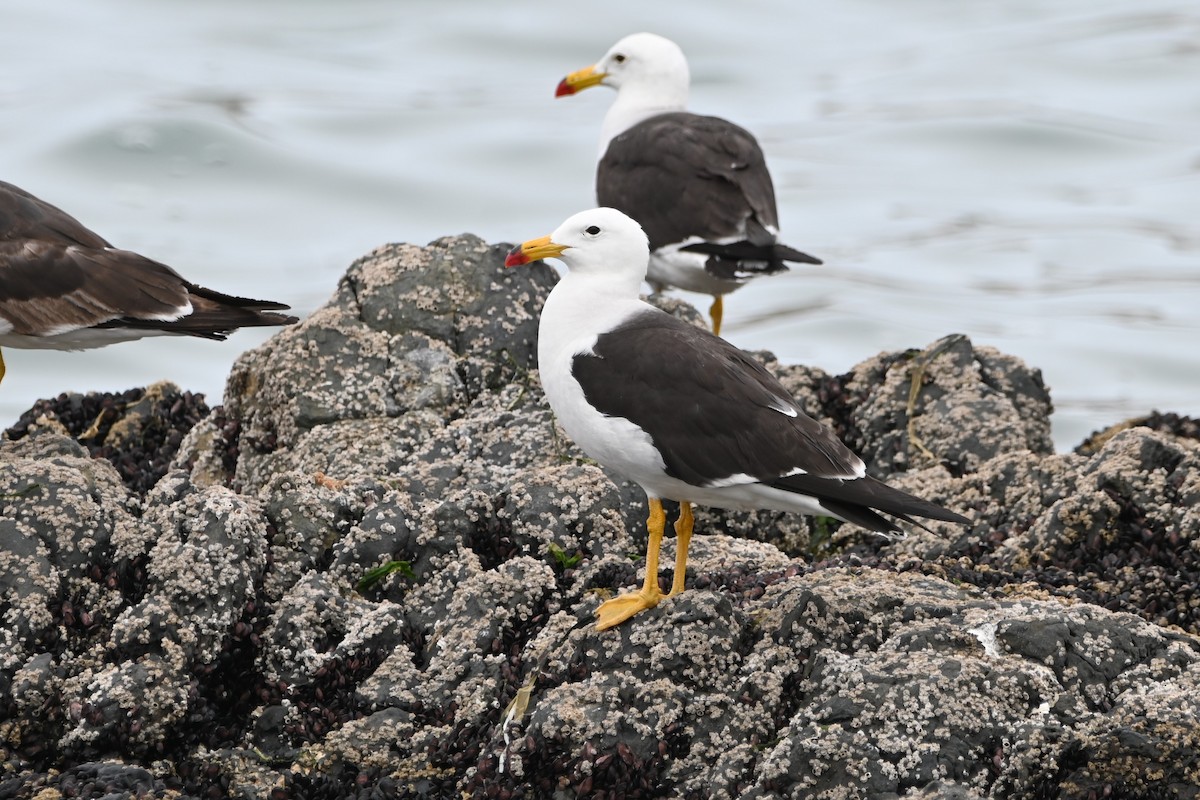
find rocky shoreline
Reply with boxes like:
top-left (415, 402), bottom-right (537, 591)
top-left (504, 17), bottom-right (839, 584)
top-left (2, 234), bottom-right (1198, 799)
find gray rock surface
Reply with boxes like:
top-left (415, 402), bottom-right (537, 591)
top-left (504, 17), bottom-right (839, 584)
top-left (2, 233), bottom-right (1199, 799)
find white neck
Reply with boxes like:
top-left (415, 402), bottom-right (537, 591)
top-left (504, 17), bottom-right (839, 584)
top-left (539, 267), bottom-right (647, 358)
top-left (552, 265), bottom-right (646, 310)
top-left (599, 85), bottom-right (688, 156)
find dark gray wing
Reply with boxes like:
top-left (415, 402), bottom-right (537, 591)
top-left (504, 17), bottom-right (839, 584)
top-left (571, 309), bottom-right (968, 530)
top-left (768, 473), bottom-right (969, 530)
top-left (572, 309), bottom-right (862, 486)
top-left (597, 112), bottom-right (778, 250)
top-left (597, 113), bottom-right (820, 273)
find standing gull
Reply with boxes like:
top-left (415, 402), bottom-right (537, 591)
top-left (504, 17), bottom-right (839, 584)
top-left (556, 32), bottom-right (821, 335)
top-left (506, 208), bottom-right (968, 631)
top-left (0, 180), bottom-right (298, 386)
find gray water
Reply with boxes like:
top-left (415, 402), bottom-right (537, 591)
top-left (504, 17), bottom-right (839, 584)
top-left (2, 0), bottom-right (1197, 449)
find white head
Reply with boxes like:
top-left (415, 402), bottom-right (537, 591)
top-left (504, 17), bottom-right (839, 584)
top-left (505, 207), bottom-right (650, 290)
top-left (556, 33), bottom-right (691, 148)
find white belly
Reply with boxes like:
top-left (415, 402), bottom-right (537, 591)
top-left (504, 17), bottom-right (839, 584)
top-left (645, 249), bottom-right (744, 297)
top-left (0, 328), bottom-right (170, 351)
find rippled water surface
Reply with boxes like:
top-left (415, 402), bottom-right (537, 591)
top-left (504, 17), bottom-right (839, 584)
top-left (2, 0), bottom-right (1197, 448)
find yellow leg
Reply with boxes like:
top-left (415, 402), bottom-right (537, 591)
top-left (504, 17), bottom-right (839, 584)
top-left (0, 347), bottom-right (5, 385)
top-left (667, 501), bottom-right (693, 597)
top-left (709, 295), bottom-right (724, 336)
top-left (595, 498), bottom-right (667, 631)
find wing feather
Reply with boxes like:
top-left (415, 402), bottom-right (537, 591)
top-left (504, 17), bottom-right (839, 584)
top-left (571, 310), bottom-right (863, 487)
top-left (0, 180), bottom-right (113, 248)
top-left (597, 112), bottom-right (780, 250)
top-left (569, 309), bottom-right (970, 529)
top-left (0, 241), bottom-right (191, 335)
top-left (0, 180), bottom-right (298, 339)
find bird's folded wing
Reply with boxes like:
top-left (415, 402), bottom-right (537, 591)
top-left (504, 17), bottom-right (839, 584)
top-left (570, 309), bottom-right (863, 488)
top-left (597, 112), bottom-right (780, 250)
top-left (0, 241), bottom-right (190, 336)
top-left (0, 180), bottom-right (113, 247)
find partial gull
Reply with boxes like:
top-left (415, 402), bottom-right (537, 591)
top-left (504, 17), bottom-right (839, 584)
top-left (506, 207), bottom-right (968, 630)
top-left (556, 32), bottom-right (820, 335)
top-left (0, 180), bottom-right (297, 386)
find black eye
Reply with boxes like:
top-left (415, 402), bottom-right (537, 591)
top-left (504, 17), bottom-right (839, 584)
top-left (613, 54), bottom-right (626, 63)
top-left (585, 225), bottom-right (601, 235)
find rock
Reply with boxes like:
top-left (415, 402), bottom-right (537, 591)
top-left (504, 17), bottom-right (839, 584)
top-left (0, 434), bottom-right (132, 674)
top-left (1076, 410), bottom-right (1200, 456)
top-left (838, 332), bottom-right (1055, 477)
top-left (195, 234), bottom-right (556, 493)
top-left (4, 381), bottom-right (212, 495)
top-left (2, 233), bottom-right (1199, 799)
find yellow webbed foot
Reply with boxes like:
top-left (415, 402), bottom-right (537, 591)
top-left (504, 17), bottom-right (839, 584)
top-left (595, 497), bottom-right (669, 631)
top-left (595, 587), bottom-right (664, 631)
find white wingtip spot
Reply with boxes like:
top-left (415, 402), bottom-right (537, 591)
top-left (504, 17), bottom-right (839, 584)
top-left (703, 472), bottom-right (758, 489)
top-left (143, 301), bottom-right (193, 322)
top-left (768, 397), bottom-right (799, 418)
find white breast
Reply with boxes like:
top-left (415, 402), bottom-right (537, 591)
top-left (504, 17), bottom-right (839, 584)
top-left (536, 279), bottom-right (672, 494)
